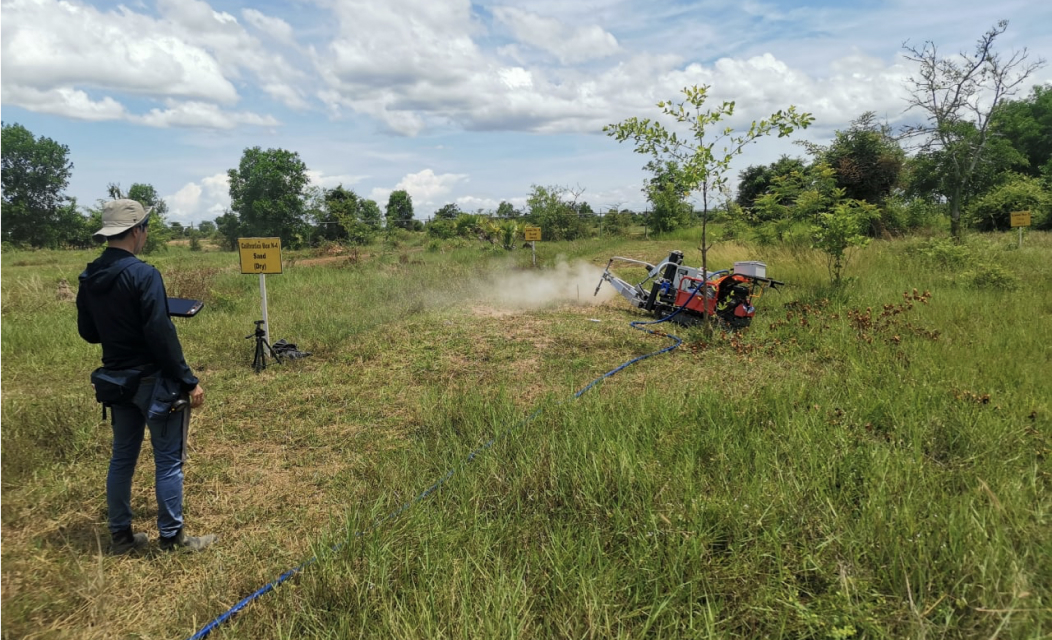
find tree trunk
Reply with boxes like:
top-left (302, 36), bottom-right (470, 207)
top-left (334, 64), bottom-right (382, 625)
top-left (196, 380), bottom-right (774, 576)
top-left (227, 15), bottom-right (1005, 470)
top-left (950, 187), bottom-right (962, 240)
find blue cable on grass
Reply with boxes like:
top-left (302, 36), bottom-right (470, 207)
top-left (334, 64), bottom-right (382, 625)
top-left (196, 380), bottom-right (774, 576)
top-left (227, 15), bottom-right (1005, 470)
top-left (187, 286), bottom-right (700, 640)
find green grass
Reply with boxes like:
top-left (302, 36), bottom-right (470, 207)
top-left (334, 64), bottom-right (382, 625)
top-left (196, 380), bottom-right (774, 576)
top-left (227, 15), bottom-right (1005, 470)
top-left (2, 232), bottom-right (1050, 639)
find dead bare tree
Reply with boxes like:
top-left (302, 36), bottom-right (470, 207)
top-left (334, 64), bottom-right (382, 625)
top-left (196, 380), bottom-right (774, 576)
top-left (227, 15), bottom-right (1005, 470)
top-left (901, 20), bottom-right (1045, 239)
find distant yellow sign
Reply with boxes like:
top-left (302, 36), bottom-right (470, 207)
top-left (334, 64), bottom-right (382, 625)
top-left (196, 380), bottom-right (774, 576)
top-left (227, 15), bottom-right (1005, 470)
top-left (1010, 211), bottom-right (1031, 228)
top-left (524, 226), bottom-right (542, 241)
top-left (238, 237), bottom-right (283, 274)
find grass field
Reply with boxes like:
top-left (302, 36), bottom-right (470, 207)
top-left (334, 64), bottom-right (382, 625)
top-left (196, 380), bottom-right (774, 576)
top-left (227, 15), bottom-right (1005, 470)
top-left (2, 230), bottom-right (1050, 639)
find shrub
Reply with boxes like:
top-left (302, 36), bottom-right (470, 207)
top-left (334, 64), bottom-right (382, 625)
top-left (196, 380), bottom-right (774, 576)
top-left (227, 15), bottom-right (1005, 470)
top-left (962, 262), bottom-right (1020, 290)
top-left (427, 219), bottom-right (457, 239)
top-left (906, 237), bottom-right (974, 269)
top-left (968, 174), bottom-right (1051, 231)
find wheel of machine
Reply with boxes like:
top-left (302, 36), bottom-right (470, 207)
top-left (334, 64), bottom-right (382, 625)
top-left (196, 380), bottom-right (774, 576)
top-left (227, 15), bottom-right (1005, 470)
top-left (717, 312), bottom-right (752, 330)
top-left (715, 280), bottom-right (754, 331)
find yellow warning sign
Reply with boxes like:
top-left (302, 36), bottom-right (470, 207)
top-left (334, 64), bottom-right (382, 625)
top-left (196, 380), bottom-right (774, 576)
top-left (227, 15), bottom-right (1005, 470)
top-left (1010, 211), bottom-right (1031, 227)
top-left (238, 237), bottom-right (283, 274)
top-left (524, 226), bottom-right (542, 241)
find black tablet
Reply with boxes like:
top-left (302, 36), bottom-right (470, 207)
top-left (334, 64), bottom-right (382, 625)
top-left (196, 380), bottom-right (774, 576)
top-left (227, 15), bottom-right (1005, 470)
top-left (168, 298), bottom-right (204, 318)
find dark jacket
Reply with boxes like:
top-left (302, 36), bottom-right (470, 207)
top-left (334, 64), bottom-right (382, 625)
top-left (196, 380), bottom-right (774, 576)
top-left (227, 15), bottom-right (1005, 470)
top-left (77, 248), bottom-right (199, 392)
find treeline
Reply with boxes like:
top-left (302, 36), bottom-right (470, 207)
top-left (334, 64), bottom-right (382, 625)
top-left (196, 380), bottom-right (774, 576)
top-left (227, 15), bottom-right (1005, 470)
top-left (2, 87), bottom-right (1048, 252)
top-left (731, 90), bottom-right (1051, 238)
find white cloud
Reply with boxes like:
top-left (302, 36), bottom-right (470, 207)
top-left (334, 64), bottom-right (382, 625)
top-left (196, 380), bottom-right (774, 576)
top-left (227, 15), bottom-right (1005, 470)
top-left (492, 7), bottom-right (620, 64)
top-left (136, 101), bottom-right (279, 129)
top-left (307, 0), bottom-right (916, 140)
top-left (241, 8), bottom-right (295, 44)
top-left (306, 170), bottom-right (369, 190)
top-left (366, 169), bottom-right (468, 212)
top-left (0, 0), bottom-right (302, 125)
top-left (0, 86), bottom-right (127, 121)
top-left (395, 169), bottom-right (468, 205)
top-left (166, 173), bottom-right (230, 224)
top-left (455, 195), bottom-right (502, 212)
top-left (1, 0), bottom-right (239, 105)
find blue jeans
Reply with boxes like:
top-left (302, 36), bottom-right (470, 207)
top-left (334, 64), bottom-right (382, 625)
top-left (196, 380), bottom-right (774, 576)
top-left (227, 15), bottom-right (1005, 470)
top-left (107, 378), bottom-right (185, 537)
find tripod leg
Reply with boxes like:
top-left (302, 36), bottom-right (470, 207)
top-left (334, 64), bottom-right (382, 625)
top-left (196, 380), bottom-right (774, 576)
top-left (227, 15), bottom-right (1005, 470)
top-left (254, 338), bottom-right (266, 372)
top-left (262, 340), bottom-right (283, 364)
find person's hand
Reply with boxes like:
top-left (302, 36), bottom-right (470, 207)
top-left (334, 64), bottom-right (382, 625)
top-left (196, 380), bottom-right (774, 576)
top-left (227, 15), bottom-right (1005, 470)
top-left (189, 384), bottom-right (205, 408)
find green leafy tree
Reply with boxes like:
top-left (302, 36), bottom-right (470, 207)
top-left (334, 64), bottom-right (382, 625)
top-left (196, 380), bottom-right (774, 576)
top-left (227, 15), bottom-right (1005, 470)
top-left (385, 190), bottom-right (414, 230)
top-left (1, 122), bottom-right (75, 247)
top-left (496, 201), bottom-right (519, 218)
top-left (434, 203), bottom-right (461, 220)
top-left (360, 199), bottom-right (383, 230)
top-left (126, 183), bottom-right (170, 253)
top-left (644, 160), bottom-right (692, 232)
top-left (903, 125), bottom-right (1027, 210)
top-left (228, 146), bottom-right (310, 246)
top-left (902, 20), bottom-right (1045, 238)
top-left (736, 155), bottom-right (807, 210)
top-left (214, 210), bottom-right (242, 251)
top-left (990, 85), bottom-right (1052, 179)
top-left (822, 112), bottom-right (905, 205)
top-left (750, 161), bottom-right (876, 280)
top-left (328, 185), bottom-right (377, 245)
top-left (301, 185), bottom-right (332, 246)
top-left (525, 184), bottom-right (586, 240)
top-left (197, 220), bottom-right (217, 235)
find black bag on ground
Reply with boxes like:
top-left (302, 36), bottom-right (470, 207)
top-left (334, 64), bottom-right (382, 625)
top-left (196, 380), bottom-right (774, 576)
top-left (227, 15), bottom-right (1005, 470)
top-left (271, 338), bottom-right (312, 360)
top-left (90, 367), bottom-right (143, 405)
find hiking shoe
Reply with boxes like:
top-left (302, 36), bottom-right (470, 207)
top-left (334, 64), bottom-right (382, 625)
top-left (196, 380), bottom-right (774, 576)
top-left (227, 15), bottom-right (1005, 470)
top-left (110, 529), bottom-right (148, 555)
top-left (159, 529), bottom-right (216, 553)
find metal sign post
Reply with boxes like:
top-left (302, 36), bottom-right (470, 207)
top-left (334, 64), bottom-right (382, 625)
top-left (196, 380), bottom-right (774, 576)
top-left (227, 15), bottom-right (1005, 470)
top-left (238, 237), bottom-right (283, 343)
top-left (1010, 211), bottom-right (1031, 249)
top-left (524, 226), bottom-right (542, 267)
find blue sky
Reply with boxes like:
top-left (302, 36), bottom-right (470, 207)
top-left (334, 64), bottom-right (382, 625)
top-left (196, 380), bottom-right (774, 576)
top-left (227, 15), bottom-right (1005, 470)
top-left (2, 0), bottom-right (1050, 225)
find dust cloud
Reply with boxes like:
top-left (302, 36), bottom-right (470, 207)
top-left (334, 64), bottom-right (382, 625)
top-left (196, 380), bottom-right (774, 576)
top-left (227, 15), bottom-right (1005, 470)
top-left (480, 260), bottom-right (619, 309)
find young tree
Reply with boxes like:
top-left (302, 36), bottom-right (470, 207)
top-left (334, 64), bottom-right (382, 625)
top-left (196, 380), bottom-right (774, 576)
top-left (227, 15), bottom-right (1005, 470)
top-left (812, 200), bottom-right (878, 285)
top-left (1, 122), bottom-right (75, 247)
top-left (902, 20), bottom-right (1045, 238)
top-left (228, 146), bottom-right (310, 245)
top-left (605, 85), bottom-right (812, 320)
top-left (385, 189), bottom-right (414, 229)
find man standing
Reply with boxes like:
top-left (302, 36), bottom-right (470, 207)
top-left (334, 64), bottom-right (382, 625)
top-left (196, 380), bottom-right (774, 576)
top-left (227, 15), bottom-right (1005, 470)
top-left (77, 199), bottom-right (215, 554)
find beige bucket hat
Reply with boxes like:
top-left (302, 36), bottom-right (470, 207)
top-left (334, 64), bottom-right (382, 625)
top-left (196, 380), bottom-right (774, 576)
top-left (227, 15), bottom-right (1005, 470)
top-left (93, 199), bottom-right (152, 239)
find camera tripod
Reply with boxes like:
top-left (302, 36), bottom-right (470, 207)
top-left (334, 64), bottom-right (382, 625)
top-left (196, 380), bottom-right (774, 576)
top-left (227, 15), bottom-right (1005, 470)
top-left (246, 320), bottom-right (282, 372)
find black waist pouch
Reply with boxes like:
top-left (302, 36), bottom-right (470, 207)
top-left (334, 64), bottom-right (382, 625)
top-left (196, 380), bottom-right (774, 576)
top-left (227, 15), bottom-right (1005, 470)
top-left (90, 367), bottom-right (143, 406)
top-left (147, 377), bottom-right (183, 421)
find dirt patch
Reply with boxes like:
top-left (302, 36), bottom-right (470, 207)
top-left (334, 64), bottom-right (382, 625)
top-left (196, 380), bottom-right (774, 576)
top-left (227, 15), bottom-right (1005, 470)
top-left (470, 305), bottom-right (525, 318)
